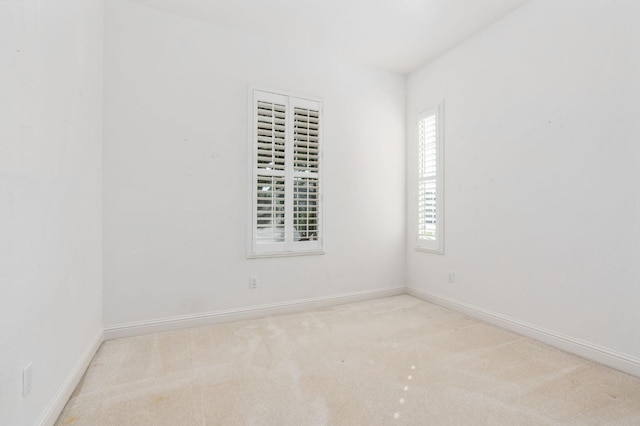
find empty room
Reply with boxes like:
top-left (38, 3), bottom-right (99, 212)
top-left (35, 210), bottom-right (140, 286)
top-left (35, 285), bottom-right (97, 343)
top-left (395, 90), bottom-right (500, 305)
top-left (2, 0), bottom-right (640, 424)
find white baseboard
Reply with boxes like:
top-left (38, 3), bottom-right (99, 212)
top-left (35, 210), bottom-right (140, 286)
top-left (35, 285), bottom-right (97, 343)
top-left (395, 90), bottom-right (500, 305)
top-left (104, 287), bottom-right (406, 340)
top-left (407, 287), bottom-right (640, 378)
top-left (37, 332), bottom-right (104, 426)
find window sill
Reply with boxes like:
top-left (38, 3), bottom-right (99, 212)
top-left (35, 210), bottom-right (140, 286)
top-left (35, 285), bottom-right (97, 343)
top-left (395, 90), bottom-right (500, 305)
top-left (248, 250), bottom-right (325, 259)
top-left (415, 246), bottom-right (444, 255)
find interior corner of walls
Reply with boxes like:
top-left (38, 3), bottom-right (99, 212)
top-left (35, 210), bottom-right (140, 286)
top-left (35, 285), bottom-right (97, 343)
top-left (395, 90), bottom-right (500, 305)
top-left (406, 288), bottom-right (640, 378)
top-left (36, 332), bottom-right (104, 426)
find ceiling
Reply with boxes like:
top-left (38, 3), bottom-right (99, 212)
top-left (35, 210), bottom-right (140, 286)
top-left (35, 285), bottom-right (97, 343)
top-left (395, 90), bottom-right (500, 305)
top-left (126, 0), bottom-right (530, 74)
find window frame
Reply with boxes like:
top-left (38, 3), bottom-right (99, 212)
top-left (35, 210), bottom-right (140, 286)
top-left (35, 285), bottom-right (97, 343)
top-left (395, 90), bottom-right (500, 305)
top-left (416, 102), bottom-right (444, 254)
top-left (247, 87), bottom-right (324, 258)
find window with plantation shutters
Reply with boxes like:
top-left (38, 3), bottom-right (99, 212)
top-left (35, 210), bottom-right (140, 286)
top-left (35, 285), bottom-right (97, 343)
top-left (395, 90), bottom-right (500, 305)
top-left (417, 103), bottom-right (444, 253)
top-left (250, 89), bottom-right (323, 256)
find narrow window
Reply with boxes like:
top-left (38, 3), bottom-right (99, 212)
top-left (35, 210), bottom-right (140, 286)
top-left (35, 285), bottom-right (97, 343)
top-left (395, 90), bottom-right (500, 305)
top-left (250, 89), bottom-right (323, 257)
top-left (417, 103), bottom-right (443, 253)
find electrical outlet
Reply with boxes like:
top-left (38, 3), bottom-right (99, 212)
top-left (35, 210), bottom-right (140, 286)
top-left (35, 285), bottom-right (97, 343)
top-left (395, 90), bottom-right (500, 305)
top-left (249, 276), bottom-right (257, 289)
top-left (448, 271), bottom-right (455, 283)
top-left (23, 364), bottom-right (32, 396)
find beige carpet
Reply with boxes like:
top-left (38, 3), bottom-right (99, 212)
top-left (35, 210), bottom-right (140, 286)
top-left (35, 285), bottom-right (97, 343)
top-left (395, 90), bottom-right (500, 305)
top-left (57, 295), bottom-right (640, 425)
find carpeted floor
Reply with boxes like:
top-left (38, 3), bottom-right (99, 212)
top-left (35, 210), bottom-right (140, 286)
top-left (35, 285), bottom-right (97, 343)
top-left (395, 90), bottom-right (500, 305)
top-left (56, 295), bottom-right (640, 425)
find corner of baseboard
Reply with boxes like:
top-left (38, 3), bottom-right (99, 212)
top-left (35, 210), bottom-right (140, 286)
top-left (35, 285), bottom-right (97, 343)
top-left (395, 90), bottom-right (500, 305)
top-left (407, 287), bottom-right (640, 378)
top-left (37, 331), bottom-right (104, 426)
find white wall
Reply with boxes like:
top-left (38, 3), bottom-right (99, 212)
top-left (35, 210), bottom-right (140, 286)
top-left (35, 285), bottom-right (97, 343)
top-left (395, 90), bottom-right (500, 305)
top-left (103, 0), bottom-right (406, 327)
top-left (407, 0), bottom-right (640, 362)
top-left (0, 1), bottom-right (103, 425)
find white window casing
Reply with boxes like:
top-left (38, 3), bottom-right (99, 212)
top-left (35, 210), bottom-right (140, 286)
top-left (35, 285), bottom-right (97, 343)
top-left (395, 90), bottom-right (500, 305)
top-left (416, 102), bottom-right (444, 254)
top-left (249, 88), bottom-right (323, 257)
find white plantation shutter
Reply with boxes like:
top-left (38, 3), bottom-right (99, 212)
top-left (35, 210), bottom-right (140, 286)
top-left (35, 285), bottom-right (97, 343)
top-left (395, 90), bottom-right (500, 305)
top-left (292, 104), bottom-right (320, 242)
top-left (417, 104), bottom-right (443, 253)
top-left (251, 89), bottom-right (323, 256)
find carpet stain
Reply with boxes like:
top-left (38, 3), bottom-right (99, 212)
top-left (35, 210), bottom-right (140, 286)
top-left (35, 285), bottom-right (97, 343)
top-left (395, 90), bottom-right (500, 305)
top-left (63, 416), bottom-right (78, 424)
top-left (155, 396), bottom-right (165, 403)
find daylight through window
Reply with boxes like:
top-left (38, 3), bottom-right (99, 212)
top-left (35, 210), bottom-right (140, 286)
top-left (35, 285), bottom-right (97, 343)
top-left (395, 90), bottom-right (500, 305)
top-left (250, 89), bottom-right (323, 256)
top-left (417, 103), bottom-right (443, 253)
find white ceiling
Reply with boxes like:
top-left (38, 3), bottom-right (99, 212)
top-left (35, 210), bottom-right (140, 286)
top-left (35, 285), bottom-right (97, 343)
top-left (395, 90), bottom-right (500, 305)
top-left (127, 0), bottom-right (530, 74)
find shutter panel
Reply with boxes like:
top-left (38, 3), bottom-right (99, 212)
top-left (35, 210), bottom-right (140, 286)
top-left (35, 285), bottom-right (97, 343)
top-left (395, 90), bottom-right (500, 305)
top-left (419, 115), bottom-right (437, 178)
top-left (253, 92), bottom-right (288, 249)
top-left (292, 103), bottom-right (320, 245)
top-left (256, 101), bottom-right (286, 172)
top-left (417, 107), bottom-right (440, 245)
top-left (256, 176), bottom-right (286, 243)
top-left (293, 107), bottom-right (320, 174)
top-left (418, 180), bottom-right (437, 239)
top-left (293, 177), bottom-right (319, 241)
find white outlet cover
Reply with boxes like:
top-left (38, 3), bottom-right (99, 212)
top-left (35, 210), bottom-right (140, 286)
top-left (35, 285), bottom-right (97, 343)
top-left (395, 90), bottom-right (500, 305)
top-left (23, 363), bottom-right (32, 396)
